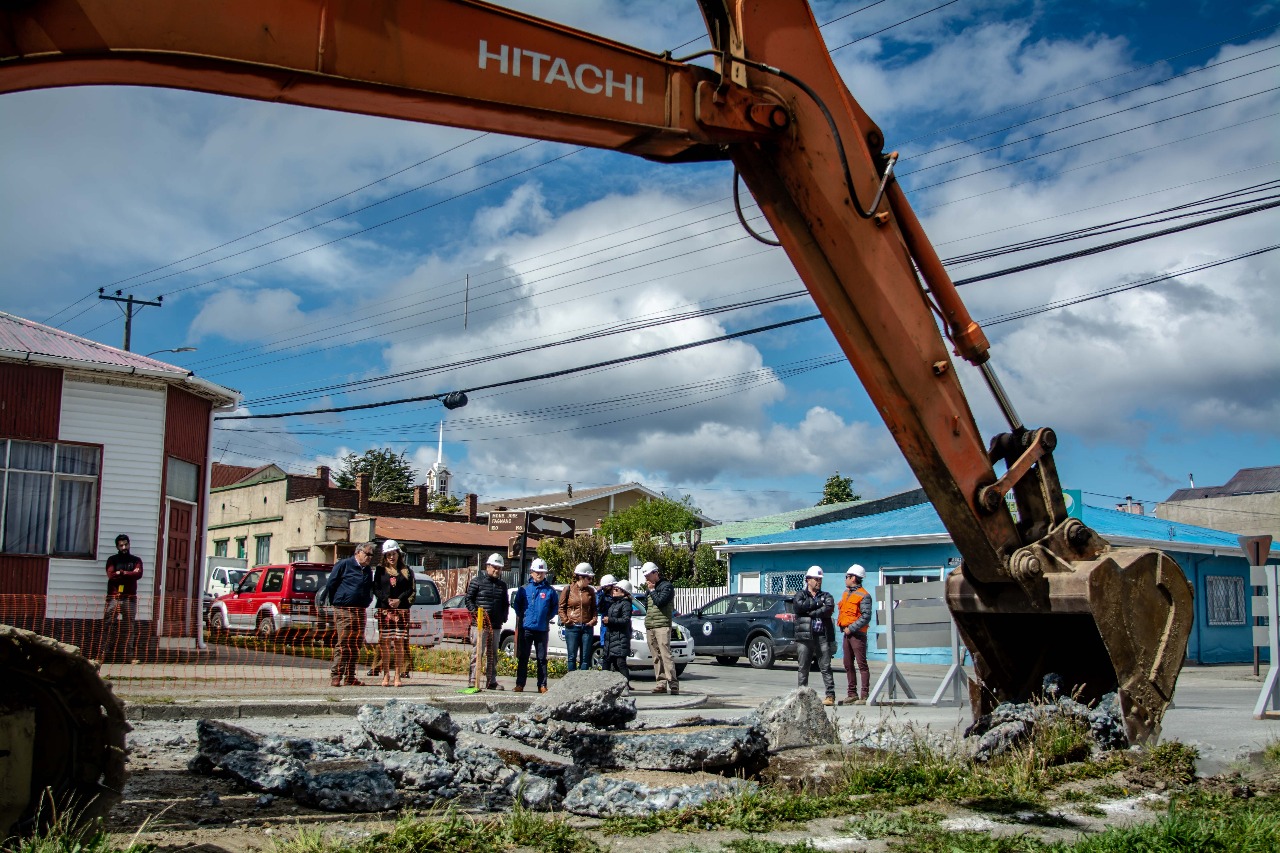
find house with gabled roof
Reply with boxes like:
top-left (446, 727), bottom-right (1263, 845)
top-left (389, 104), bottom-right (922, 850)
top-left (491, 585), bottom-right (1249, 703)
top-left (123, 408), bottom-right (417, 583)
top-left (718, 489), bottom-right (1268, 664)
top-left (0, 311), bottom-right (238, 652)
top-left (478, 481), bottom-right (718, 534)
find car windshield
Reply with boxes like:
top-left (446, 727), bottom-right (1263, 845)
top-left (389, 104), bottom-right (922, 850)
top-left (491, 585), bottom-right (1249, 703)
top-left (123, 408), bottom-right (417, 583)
top-left (630, 599), bottom-right (647, 616)
top-left (227, 569), bottom-right (245, 585)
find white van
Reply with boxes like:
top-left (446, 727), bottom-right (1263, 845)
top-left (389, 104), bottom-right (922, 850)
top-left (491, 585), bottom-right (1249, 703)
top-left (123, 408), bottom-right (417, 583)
top-left (498, 585), bottom-right (694, 676)
top-left (363, 572), bottom-right (444, 648)
top-left (206, 564), bottom-right (247, 599)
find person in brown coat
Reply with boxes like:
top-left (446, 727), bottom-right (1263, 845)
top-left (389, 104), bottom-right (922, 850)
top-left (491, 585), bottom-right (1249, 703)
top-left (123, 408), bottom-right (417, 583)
top-left (558, 562), bottom-right (598, 671)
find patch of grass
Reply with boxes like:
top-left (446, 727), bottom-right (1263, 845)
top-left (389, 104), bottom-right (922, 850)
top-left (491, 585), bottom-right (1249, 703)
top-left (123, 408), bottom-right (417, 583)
top-left (118, 694), bottom-right (175, 705)
top-left (886, 831), bottom-right (1051, 853)
top-left (602, 789), bottom-right (829, 836)
top-left (1139, 740), bottom-right (1199, 786)
top-left (271, 806), bottom-right (598, 853)
top-left (1262, 737), bottom-right (1280, 767)
top-left (722, 839), bottom-right (815, 853)
top-left (1063, 791), bottom-right (1280, 851)
top-left (846, 808), bottom-right (942, 839)
top-left (495, 650), bottom-right (568, 679)
top-left (7, 817), bottom-right (154, 853)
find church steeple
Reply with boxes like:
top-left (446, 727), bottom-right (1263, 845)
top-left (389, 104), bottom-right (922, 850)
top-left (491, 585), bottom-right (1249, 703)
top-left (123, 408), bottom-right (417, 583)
top-left (427, 420), bottom-right (451, 498)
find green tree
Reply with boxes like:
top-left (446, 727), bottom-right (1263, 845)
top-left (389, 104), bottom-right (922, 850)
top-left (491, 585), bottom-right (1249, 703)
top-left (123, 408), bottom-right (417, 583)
top-left (334, 448), bottom-right (418, 503)
top-left (817, 471), bottom-right (860, 506)
top-left (429, 493), bottom-right (463, 513)
top-left (599, 493), bottom-right (703, 544)
top-left (537, 533), bottom-right (614, 584)
top-left (693, 543), bottom-right (727, 586)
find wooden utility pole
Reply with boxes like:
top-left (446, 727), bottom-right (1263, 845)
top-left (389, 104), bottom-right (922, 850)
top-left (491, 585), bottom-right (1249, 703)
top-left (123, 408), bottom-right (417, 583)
top-left (97, 289), bottom-right (163, 351)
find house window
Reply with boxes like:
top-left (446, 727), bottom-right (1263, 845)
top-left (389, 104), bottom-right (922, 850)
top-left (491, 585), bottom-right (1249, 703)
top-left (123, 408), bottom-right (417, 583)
top-left (762, 572), bottom-right (807, 595)
top-left (0, 438), bottom-right (102, 557)
top-left (255, 535), bottom-right (271, 566)
top-left (438, 554), bottom-right (472, 571)
top-left (881, 566), bottom-right (946, 586)
top-left (214, 539), bottom-right (229, 557)
top-left (166, 457), bottom-right (200, 502)
top-left (236, 538), bottom-right (246, 559)
top-left (1206, 575), bottom-right (1246, 627)
top-left (287, 549), bottom-right (308, 563)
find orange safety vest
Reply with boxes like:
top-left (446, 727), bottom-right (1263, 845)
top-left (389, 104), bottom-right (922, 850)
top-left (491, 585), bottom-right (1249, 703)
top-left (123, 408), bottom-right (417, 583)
top-left (837, 587), bottom-right (869, 632)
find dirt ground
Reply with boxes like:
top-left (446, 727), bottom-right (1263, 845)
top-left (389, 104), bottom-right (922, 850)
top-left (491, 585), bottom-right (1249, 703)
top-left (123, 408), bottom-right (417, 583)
top-left (103, 713), bottom-right (1280, 853)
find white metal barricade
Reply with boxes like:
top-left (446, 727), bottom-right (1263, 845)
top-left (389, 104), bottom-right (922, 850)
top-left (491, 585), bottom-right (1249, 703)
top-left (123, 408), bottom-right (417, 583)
top-left (867, 580), bottom-right (970, 706)
top-left (1254, 563), bottom-right (1280, 719)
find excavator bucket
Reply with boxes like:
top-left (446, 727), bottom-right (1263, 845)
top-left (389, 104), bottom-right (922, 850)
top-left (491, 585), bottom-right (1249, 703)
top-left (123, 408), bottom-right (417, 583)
top-left (946, 548), bottom-right (1194, 744)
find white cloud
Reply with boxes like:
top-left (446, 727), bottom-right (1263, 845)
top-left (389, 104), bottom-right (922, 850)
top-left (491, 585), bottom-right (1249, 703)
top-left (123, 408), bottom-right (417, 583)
top-left (190, 288), bottom-right (309, 343)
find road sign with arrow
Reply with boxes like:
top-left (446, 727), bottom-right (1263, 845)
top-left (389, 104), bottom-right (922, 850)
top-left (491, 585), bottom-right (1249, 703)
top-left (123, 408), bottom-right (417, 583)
top-left (527, 512), bottom-right (575, 538)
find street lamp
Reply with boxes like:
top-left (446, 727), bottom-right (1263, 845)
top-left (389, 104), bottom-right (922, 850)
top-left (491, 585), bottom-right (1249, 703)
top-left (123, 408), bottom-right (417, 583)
top-left (144, 347), bottom-right (197, 357)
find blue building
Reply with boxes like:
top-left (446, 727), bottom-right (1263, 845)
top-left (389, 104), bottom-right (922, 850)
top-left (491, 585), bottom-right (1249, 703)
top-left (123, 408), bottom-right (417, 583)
top-left (717, 493), bottom-right (1263, 665)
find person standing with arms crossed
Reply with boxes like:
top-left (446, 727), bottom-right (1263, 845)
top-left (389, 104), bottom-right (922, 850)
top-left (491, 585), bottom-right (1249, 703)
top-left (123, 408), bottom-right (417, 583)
top-left (325, 542), bottom-right (375, 687)
top-left (103, 534), bottom-right (144, 662)
top-left (558, 562), bottom-right (598, 672)
top-left (642, 562), bottom-right (679, 695)
top-left (837, 564), bottom-right (872, 705)
top-left (466, 553), bottom-right (509, 690)
top-left (794, 565), bottom-right (837, 706)
top-left (513, 558), bottom-right (559, 693)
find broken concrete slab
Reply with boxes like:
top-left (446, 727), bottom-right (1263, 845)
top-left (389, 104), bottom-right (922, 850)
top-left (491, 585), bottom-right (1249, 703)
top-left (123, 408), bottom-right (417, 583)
top-left (216, 749), bottom-right (305, 794)
top-left (294, 758), bottom-right (400, 812)
top-left (356, 700), bottom-right (458, 752)
top-left (741, 688), bottom-right (839, 752)
top-left (572, 724), bottom-right (768, 773)
top-left (562, 770), bottom-right (758, 817)
top-left (527, 669), bottom-right (636, 726)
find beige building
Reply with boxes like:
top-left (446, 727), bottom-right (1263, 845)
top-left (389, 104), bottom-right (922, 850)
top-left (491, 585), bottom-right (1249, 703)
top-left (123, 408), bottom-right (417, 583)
top-left (1156, 466), bottom-right (1280, 543)
top-left (207, 464), bottom-right (485, 567)
top-left (477, 482), bottom-right (717, 534)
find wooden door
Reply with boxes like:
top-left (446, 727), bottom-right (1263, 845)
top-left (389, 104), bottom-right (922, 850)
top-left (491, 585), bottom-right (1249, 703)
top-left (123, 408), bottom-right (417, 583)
top-left (162, 500), bottom-right (194, 636)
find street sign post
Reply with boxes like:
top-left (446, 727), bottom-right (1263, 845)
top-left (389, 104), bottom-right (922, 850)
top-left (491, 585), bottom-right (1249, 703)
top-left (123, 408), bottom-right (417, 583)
top-left (528, 512), bottom-right (575, 538)
top-left (488, 511), bottom-right (527, 533)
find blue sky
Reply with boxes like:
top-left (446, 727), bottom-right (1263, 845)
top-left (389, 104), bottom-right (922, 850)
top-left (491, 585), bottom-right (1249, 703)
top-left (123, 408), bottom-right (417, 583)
top-left (1, 0), bottom-right (1277, 523)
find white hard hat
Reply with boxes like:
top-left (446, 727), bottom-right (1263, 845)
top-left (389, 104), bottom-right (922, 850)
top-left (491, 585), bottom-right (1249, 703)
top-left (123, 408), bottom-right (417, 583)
top-left (381, 539), bottom-right (401, 553)
top-left (846, 564), bottom-right (866, 578)
top-left (529, 558), bottom-right (549, 575)
top-left (805, 566), bottom-right (824, 580)
top-left (599, 574), bottom-right (617, 588)
top-left (573, 562), bottom-right (595, 577)
top-left (616, 580), bottom-right (634, 594)
top-left (641, 561), bottom-right (660, 576)
top-left (486, 553), bottom-right (505, 568)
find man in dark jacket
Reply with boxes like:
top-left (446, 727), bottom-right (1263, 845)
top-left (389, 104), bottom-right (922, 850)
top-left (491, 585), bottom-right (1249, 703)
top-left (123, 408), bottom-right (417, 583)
top-left (466, 552), bottom-right (510, 689)
top-left (642, 562), bottom-right (679, 695)
top-left (794, 565), bottom-right (837, 706)
top-left (103, 534), bottom-right (144, 661)
top-left (325, 541), bottom-right (375, 687)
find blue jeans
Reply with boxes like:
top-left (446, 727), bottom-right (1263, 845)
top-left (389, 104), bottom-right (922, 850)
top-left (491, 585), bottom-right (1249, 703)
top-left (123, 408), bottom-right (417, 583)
top-left (516, 628), bottom-right (550, 688)
top-left (564, 624), bottom-right (594, 671)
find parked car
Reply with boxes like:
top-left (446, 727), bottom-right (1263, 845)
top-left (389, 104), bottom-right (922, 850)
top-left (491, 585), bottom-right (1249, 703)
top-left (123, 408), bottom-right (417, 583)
top-left (498, 586), bottom-right (694, 676)
top-left (206, 564), bottom-right (247, 599)
top-left (362, 573), bottom-right (444, 648)
top-left (207, 562), bottom-right (331, 638)
top-left (441, 594), bottom-right (472, 641)
top-left (673, 593), bottom-right (798, 669)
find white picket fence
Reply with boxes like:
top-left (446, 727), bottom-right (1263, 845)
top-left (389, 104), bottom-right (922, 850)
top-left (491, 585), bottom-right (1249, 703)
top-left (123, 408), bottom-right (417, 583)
top-left (674, 586), bottom-right (729, 614)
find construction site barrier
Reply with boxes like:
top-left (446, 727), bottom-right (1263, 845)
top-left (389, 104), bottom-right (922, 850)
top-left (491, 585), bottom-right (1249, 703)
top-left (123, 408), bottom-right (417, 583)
top-left (1253, 564), bottom-right (1280, 719)
top-left (0, 594), bottom-right (476, 701)
top-left (867, 580), bottom-right (970, 707)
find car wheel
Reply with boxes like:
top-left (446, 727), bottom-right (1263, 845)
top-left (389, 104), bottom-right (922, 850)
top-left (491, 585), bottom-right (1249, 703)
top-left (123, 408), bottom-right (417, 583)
top-left (256, 614), bottom-right (277, 640)
top-left (746, 635), bottom-right (775, 669)
top-left (715, 655), bottom-right (739, 666)
top-left (499, 632), bottom-right (516, 658)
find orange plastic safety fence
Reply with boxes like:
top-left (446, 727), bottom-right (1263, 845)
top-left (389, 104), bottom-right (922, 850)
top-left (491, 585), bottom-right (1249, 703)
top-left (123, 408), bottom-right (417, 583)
top-left (0, 594), bottom-right (474, 701)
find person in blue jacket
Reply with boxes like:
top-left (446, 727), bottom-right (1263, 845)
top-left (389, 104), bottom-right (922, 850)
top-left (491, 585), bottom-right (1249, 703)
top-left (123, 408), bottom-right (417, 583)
top-left (324, 541), bottom-right (375, 687)
top-left (512, 558), bottom-right (560, 693)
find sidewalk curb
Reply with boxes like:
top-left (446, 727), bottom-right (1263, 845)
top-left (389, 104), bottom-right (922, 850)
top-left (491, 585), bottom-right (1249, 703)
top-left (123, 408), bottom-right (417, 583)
top-left (124, 691), bottom-right (707, 721)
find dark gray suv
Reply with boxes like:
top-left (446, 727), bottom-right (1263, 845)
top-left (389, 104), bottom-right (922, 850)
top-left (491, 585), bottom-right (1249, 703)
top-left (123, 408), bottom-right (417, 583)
top-left (674, 593), bottom-right (797, 669)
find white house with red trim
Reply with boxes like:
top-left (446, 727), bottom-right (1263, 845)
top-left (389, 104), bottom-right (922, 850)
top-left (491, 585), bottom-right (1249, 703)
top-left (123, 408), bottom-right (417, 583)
top-left (0, 312), bottom-right (238, 651)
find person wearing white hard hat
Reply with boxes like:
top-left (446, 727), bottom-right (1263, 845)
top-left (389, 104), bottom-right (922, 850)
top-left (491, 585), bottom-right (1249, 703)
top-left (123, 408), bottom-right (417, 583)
top-left (595, 574), bottom-right (618, 657)
top-left (794, 566), bottom-right (837, 705)
top-left (371, 539), bottom-right (414, 687)
top-left (465, 553), bottom-right (510, 689)
top-left (559, 562), bottom-right (599, 672)
top-left (641, 561), bottom-right (680, 695)
top-left (837, 565), bottom-right (872, 705)
top-left (601, 578), bottom-right (635, 688)
top-left (513, 558), bottom-right (559, 693)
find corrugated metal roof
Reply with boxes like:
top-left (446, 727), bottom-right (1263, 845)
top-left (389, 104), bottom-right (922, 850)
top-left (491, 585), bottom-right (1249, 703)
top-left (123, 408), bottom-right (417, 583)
top-left (211, 463), bottom-right (264, 489)
top-left (0, 311), bottom-right (189, 373)
top-left (374, 517), bottom-right (512, 548)
top-left (1166, 466), bottom-right (1280, 501)
top-left (725, 500), bottom-right (1240, 550)
top-left (478, 482), bottom-right (718, 525)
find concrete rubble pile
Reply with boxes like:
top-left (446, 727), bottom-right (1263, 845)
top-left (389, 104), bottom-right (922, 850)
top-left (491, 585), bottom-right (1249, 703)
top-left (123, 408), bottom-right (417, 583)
top-left (185, 673), bottom-right (840, 817)
top-left (964, 675), bottom-right (1129, 762)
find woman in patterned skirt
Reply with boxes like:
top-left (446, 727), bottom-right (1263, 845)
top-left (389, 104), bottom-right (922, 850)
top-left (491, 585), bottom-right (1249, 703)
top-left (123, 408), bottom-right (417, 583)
top-left (374, 539), bottom-right (414, 687)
